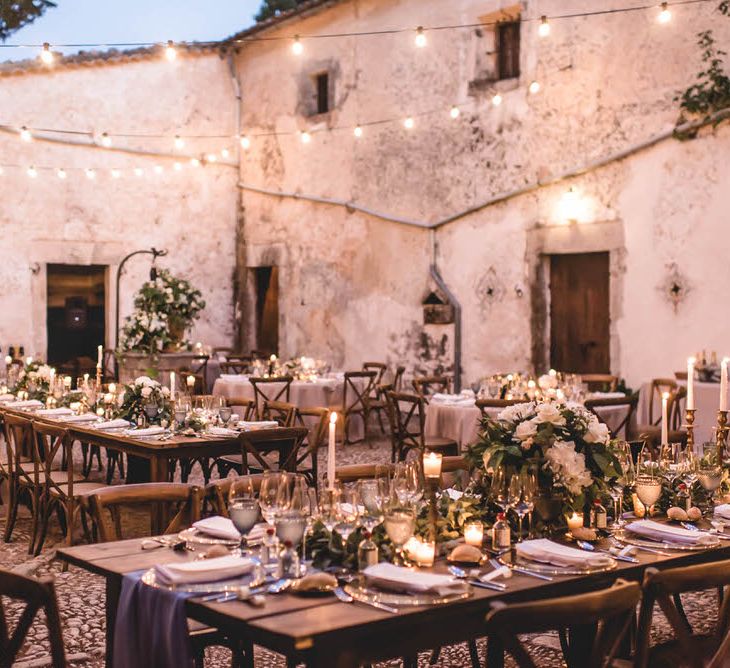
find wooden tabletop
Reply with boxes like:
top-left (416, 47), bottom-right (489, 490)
top-left (57, 529), bottom-right (730, 667)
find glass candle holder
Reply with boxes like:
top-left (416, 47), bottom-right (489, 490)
top-left (464, 521), bottom-right (484, 547)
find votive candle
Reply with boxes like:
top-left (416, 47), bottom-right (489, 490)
top-left (566, 512), bottom-right (583, 531)
top-left (186, 375), bottom-right (195, 389)
top-left (423, 451), bottom-right (443, 479)
top-left (464, 521), bottom-right (484, 547)
top-left (415, 541), bottom-right (435, 567)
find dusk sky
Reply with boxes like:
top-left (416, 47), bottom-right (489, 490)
top-left (3, 0), bottom-right (262, 57)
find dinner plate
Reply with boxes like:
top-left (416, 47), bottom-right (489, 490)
top-left (497, 549), bottom-right (617, 575)
top-left (344, 576), bottom-right (471, 607)
top-left (613, 529), bottom-right (720, 551)
top-left (178, 527), bottom-right (241, 548)
top-left (140, 565), bottom-right (265, 593)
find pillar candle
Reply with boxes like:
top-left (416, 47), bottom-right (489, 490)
top-left (186, 375), bottom-right (195, 389)
top-left (722, 358), bottom-right (729, 412)
top-left (687, 357), bottom-right (695, 410)
top-left (170, 371), bottom-right (176, 400)
top-left (83, 373), bottom-right (89, 386)
top-left (97, 345), bottom-right (103, 369)
top-left (566, 512), bottom-right (583, 531)
top-left (327, 411), bottom-right (337, 489)
top-left (49, 368), bottom-right (55, 387)
top-left (4, 356), bottom-right (11, 366)
top-left (464, 521), bottom-right (484, 547)
top-left (661, 392), bottom-right (669, 446)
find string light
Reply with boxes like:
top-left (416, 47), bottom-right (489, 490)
top-left (20, 126), bottom-right (32, 142)
top-left (221, 147), bottom-right (230, 158)
top-left (292, 35), bottom-right (303, 55)
top-left (27, 166), bottom-right (37, 178)
top-left (100, 132), bottom-right (112, 147)
top-left (153, 164), bottom-right (163, 174)
top-left (658, 2), bottom-right (672, 22)
top-left (206, 153), bottom-right (218, 162)
top-left (529, 80), bottom-right (541, 94)
top-left (403, 116), bottom-right (415, 129)
top-left (538, 15), bottom-right (551, 37)
top-left (240, 135), bottom-right (251, 150)
top-left (56, 168), bottom-right (66, 179)
top-left (40, 42), bottom-right (54, 65)
top-left (415, 26), bottom-right (427, 48)
top-left (165, 40), bottom-right (177, 61)
top-left (111, 168), bottom-right (121, 178)
top-left (85, 168), bottom-right (96, 179)
top-left (173, 161), bottom-right (182, 171)
top-left (190, 157), bottom-right (201, 167)
top-left (134, 167), bottom-right (144, 177)
top-left (174, 135), bottom-right (185, 149)
top-left (450, 106), bottom-right (460, 119)
top-left (300, 130), bottom-right (311, 144)
top-left (354, 125), bottom-right (363, 138)
top-left (491, 93), bottom-right (503, 106)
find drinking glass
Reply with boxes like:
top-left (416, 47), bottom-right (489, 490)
top-left (173, 404), bottom-right (187, 431)
top-left (392, 461), bottom-right (422, 506)
top-left (634, 474), bottom-right (662, 510)
top-left (303, 486), bottom-right (320, 562)
top-left (219, 404), bottom-right (233, 427)
top-left (228, 476), bottom-right (259, 548)
top-left (335, 488), bottom-right (360, 543)
top-left (318, 486), bottom-right (341, 533)
top-left (357, 478), bottom-right (387, 532)
top-left (659, 442), bottom-right (683, 485)
top-left (259, 471), bottom-right (286, 525)
top-left (697, 448), bottom-right (723, 510)
top-left (490, 466), bottom-right (510, 512)
top-left (144, 396), bottom-right (160, 424)
top-left (384, 503), bottom-right (416, 565)
top-left (508, 472), bottom-right (534, 542)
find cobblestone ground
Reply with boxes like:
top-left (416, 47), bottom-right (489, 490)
top-left (0, 434), bottom-right (718, 667)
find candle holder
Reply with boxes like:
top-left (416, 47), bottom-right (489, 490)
top-left (684, 408), bottom-right (696, 452)
top-left (425, 477), bottom-right (439, 546)
top-left (95, 366), bottom-right (102, 391)
top-left (716, 410), bottom-right (729, 457)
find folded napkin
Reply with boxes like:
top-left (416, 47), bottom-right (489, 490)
top-left (625, 520), bottom-right (715, 545)
top-left (192, 516), bottom-right (240, 541)
top-left (363, 563), bottom-right (462, 596)
top-left (0, 394), bottom-right (17, 402)
top-left (92, 418), bottom-right (131, 430)
top-left (516, 539), bottom-right (613, 568)
top-left (57, 413), bottom-right (100, 423)
top-left (11, 399), bottom-right (43, 408)
top-left (35, 407), bottom-right (74, 416)
top-left (246, 523), bottom-right (267, 543)
top-left (154, 554), bottom-right (254, 586)
top-left (714, 505), bottom-right (730, 520)
top-left (237, 421), bottom-right (279, 431)
top-left (124, 426), bottom-right (165, 437)
top-left (207, 426), bottom-right (240, 438)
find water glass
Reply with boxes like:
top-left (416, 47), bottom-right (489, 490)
top-left (335, 488), bottom-right (360, 543)
top-left (228, 476), bottom-right (259, 546)
top-left (384, 504), bottom-right (416, 564)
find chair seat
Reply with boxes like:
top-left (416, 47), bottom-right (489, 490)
top-left (424, 436), bottom-right (459, 451)
top-left (19, 470), bottom-right (85, 485)
top-left (50, 481), bottom-right (109, 498)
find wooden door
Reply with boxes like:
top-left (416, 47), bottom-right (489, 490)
top-left (549, 252), bottom-right (610, 373)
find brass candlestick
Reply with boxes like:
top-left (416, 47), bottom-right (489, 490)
top-left (425, 477), bottom-right (440, 544)
top-left (684, 408), bottom-right (696, 452)
top-left (716, 410), bottom-right (729, 457)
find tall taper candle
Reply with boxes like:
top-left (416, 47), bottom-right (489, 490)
top-left (327, 412), bottom-right (337, 489)
top-left (661, 392), bottom-right (669, 446)
top-left (687, 357), bottom-right (695, 410)
top-left (170, 371), bottom-right (176, 400)
top-left (721, 358), bottom-right (729, 412)
top-left (97, 345), bottom-right (103, 369)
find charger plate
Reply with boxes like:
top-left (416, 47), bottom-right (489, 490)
top-left (178, 527), bottom-right (241, 548)
top-left (613, 529), bottom-right (719, 551)
top-left (140, 562), bottom-right (265, 594)
top-left (344, 575), bottom-right (471, 607)
top-left (497, 548), bottom-right (617, 575)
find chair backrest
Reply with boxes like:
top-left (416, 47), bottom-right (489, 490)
top-left (220, 360), bottom-right (251, 375)
top-left (363, 363), bottom-right (387, 396)
top-left (249, 376), bottom-right (293, 419)
top-left (0, 571), bottom-right (66, 668)
top-left (239, 427), bottom-right (308, 474)
top-left (393, 366), bottom-right (406, 392)
top-left (294, 407), bottom-right (329, 478)
top-left (475, 398), bottom-right (523, 420)
top-left (584, 393), bottom-right (638, 439)
top-left (485, 579), bottom-right (641, 668)
top-left (580, 374), bottom-right (619, 392)
top-left (31, 421), bottom-right (76, 499)
top-left (636, 560), bottom-right (730, 668)
top-left (335, 463), bottom-right (394, 484)
top-left (3, 413), bottom-right (37, 484)
top-left (179, 370), bottom-right (206, 395)
top-left (674, 371), bottom-right (688, 381)
top-left (262, 400), bottom-right (297, 427)
top-left (342, 371), bottom-right (377, 415)
top-left (88, 483), bottom-right (202, 542)
top-left (204, 475), bottom-right (264, 517)
top-left (648, 378), bottom-right (678, 424)
top-left (225, 396), bottom-right (255, 421)
top-left (212, 346), bottom-right (234, 358)
top-left (387, 391), bottom-right (426, 461)
top-left (412, 375), bottom-right (452, 401)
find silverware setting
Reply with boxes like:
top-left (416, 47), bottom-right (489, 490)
top-left (575, 540), bottom-right (638, 563)
top-left (448, 564), bottom-right (507, 592)
top-left (334, 587), bottom-right (399, 613)
top-left (489, 558), bottom-right (553, 582)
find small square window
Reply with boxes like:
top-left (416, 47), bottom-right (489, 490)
top-left (496, 21), bottom-right (520, 80)
top-left (316, 72), bottom-right (329, 114)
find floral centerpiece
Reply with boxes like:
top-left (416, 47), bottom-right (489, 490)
top-left (121, 269), bottom-right (206, 353)
top-left (467, 400), bottom-right (623, 522)
top-left (14, 361), bottom-right (52, 402)
top-left (117, 376), bottom-right (171, 425)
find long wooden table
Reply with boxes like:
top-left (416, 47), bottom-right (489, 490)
top-left (57, 530), bottom-right (730, 668)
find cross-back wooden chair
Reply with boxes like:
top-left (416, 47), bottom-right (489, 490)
top-left (367, 382), bottom-right (393, 435)
top-left (584, 393), bottom-right (638, 440)
top-left (386, 391), bottom-right (458, 462)
top-left (204, 475), bottom-right (264, 517)
top-left (635, 559), bottom-right (730, 668)
top-left (249, 376), bottom-right (293, 419)
top-left (239, 427), bottom-right (309, 475)
top-left (0, 570), bottom-right (66, 668)
top-left (363, 363), bottom-right (388, 433)
top-left (674, 371), bottom-right (688, 381)
top-left (32, 421), bottom-right (108, 556)
top-left (0, 413), bottom-right (30, 544)
top-left (412, 375), bottom-right (452, 403)
top-left (190, 354), bottom-right (209, 379)
top-left (87, 483), bottom-right (202, 542)
top-left (475, 398), bottom-right (523, 420)
top-left (485, 579), bottom-right (641, 668)
top-left (224, 396), bottom-right (256, 421)
top-left (647, 378), bottom-right (679, 425)
top-left (581, 374), bottom-right (619, 393)
top-left (212, 346), bottom-right (235, 359)
top-left (633, 386), bottom-right (687, 451)
top-left (179, 370), bottom-right (206, 395)
top-left (261, 400), bottom-right (297, 427)
top-left (340, 370), bottom-right (377, 445)
top-left (363, 362), bottom-right (387, 387)
top-left (393, 365), bottom-right (406, 392)
top-left (292, 406), bottom-right (329, 485)
top-left (219, 360), bottom-right (251, 375)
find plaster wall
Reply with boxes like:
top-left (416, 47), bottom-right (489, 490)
top-left (0, 52), bottom-right (239, 356)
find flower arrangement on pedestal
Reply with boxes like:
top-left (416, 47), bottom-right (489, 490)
top-left (466, 401), bottom-right (623, 521)
top-left (120, 269), bottom-right (206, 353)
top-left (14, 361), bottom-right (52, 402)
top-left (118, 376), bottom-right (171, 425)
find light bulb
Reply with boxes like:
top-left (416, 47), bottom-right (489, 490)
top-left (658, 3), bottom-right (671, 23)
top-left (190, 157), bottom-right (201, 167)
top-left (27, 166), bottom-right (38, 178)
top-left (174, 135), bottom-right (184, 150)
top-left (206, 153), bottom-right (217, 162)
top-left (491, 93), bottom-right (503, 106)
top-left (240, 135), bottom-right (251, 150)
top-left (450, 106), bottom-right (460, 119)
top-left (403, 116), bottom-right (415, 129)
top-left (529, 80), bottom-right (541, 94)
top-left (415, 26), bottom-right (426, 48)
top-left (85, 168), bottom-right (95, 180)
top-left (300, 131), bottom-right (311, 144)
top-left (56, 168), bottom-right (66, 179)
top-left (154, 165), bottom-right (163, 174)
top-left (165, 40), bottom-right (177, 61)
top-left (292, 36), bottom-right (303, 55)
top-left (100, 132), bottom-right (112, 147)
top-left (111, 169), bottom-right (121, 179)
top-left (173, 161), bottom-right (183, 171)
top-left (20, 126), bottom-right (32, 142)
top-left (40, 42), bottom-right (54, 65)
top-left (538, 16), bottom-right (550, 37)
top-left (134, 167), bottom-right (144, 177)
top-left (354, 125), bottom-right (363, 138)
top-left (221, 147), bottom-right (230, 158)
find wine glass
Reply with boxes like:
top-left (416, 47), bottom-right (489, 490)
top-left (659, 442), bottom-right (683, 486)
top-left (302, 486), bottom-right (320, 562)
top-left (357, 478), bottom-right (387, 533)
top-left (383, 502), bottom-right (416, 565)
top-left (697, 448), bottom-right (724, 511)
top-left (259, 471), bottom-right (286, 525)
top-left (611, 453), bottom-right (634, 528)
top-left (318, 486), bottom-right (341, 534)
top-left (490, 466), bottom-right (510, 513)
top-left (392, 461), bottom-right (422, 506)
top-left (228, 476), bottom-right (259, 549)
top-left (216, 396), bottom-right (232, 426)
top-left (508, 472), bottom-right (534, 542)
top-left (335, 488), bottom-right (360, 544)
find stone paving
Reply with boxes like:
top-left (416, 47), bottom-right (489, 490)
top-left (0, 435), bottom-right (719, 667)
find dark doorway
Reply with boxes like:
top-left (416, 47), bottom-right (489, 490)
top-left (549, 252), bottom-right (610, 373)
top-left (252, 266), bottom-right (279, 356)
top-left (47, 264), bottom-right (106, 374)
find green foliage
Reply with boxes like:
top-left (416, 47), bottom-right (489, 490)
top-left (675, 3), bottom-right (730, 135)
top-left (117, 376), bottom-right (171, 425)
top-left (0, 0), bottom-right (56, 41)
top-left (14, 361), bottom-right (51, 402)
top-left (255, 0), bottom-right (300, 23)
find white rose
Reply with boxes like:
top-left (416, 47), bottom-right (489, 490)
top-left (538, 374), bottom-right (558, 390)
top-left (497, 402), bottom-right (535, 423)
top-left (514, 419), bottom-right (538, 441)
top-left (584, 419), bottom-right (610, 444)
top-left (135, 376), bottom-right (152, 386)
top-left (545, 440), bottom-right (593, 495)
top-left (141, 386), bottom-right (153, 398)
top-left (161, 387), bottom-right (170, 396)
top-left (534, 403), bottom-right (566, 426)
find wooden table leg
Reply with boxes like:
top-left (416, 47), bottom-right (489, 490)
top-left (567, 623), bottom-right (597, 668)
top-left (149, 456), bottom-right (170, 533)
top-left (105, 577), bottom-right (121, 668)
top-left (486, 633), bottom-right (505, 668)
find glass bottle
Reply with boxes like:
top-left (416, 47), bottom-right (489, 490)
top-left (357, 530), bottom-right (378, 571)
top-left (491, 512), bottom-right (511, 550)
top-left (592, 500), bottom-right (607, 529)
top-left (277, 540), bottom-right (300, 579)
top-left (676, 483), bottom-right (691, 512)
top-left (261, 527), bottom-right (279, 566)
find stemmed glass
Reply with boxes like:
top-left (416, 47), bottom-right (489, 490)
top-left (335, 488), bottom-right (360, 545)
top-left (697, 447), bottom-right (723, 511)
top-left (259, 471), bottom-right (286, 526)
top-left (659, 442), bottom-right (683, 486)
top-left (392, 461), bottom-right (423, 506)
top-left (228, 476), bottom-right (259, 550)
top-left (275, 475), bottom-right (308, 550)
top-left (679, 446), bottom-right (699, 506)
top-left (611, 452), bottom-right (635, 528)
top-left (357, 478), bottom-right (387, 533)
top-left (217, 396), bottom-right (233, 427)
top-left (490, 466), bottom-right (510, 513)
top-left (318, 486), bottom-right (342, 534)
top-left (302, 486), bottom-right (320, 562)
top-left (508, 472), bottom-right (534, 542)
top-left (635, 446), bottom-right (662, 513)
top-left (144, 396), bottom-right (160, 427)
top-left (383, 501), bottom-right (416, 565)
top-left (173, 397), bottom-right (189, 432)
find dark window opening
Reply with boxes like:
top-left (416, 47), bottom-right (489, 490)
top-left (316, 72), bottom-right (329, 114)
top-left (252, 266), bottom-right (279, 356)
top-left (497, 21), bottom-right (520, 80)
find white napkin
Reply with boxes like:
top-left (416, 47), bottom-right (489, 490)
top-left (92, 419), bottom-right (130, 430)
top-left (588, 392), bottom-right (627, 400)
top-left (193, 516), bottom-right (240, 541)
top-left (154, 555), bottom-right (254, 586)
top-left (35, 407), bottom-right (74, 416)
top-left (124, 426), bottom-right (165, 437)
top-left (58, 413), bottom-right (101, 423)
top-left (714, 505), bottom-right (730, 520)
top-left (516, 539), bottom-right (613, 568)
top-left (445, 488), bottom-right (464, 501)
top-left (207, 426), bottom-right (240, 438)
top-left (363, 563), bottom-right (462, 596)
top-left (11, 400), bottom-right (44, 408)
top-left (237, 421), bottom-right (279, 431)
top-left (625, 520), bottom-right (715, 545)
top-left (246, 523), bottom-right (267, 543)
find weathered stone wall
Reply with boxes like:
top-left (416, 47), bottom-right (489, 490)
top-left (235, 0), bottom-right (730, 386)
top-left (0, 52), bottom-right (239, 355)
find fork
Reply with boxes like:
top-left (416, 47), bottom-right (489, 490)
top-left (334, 587), bottom-right (399, 613)
top-left (490, 558), bottom-right (553, 582)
